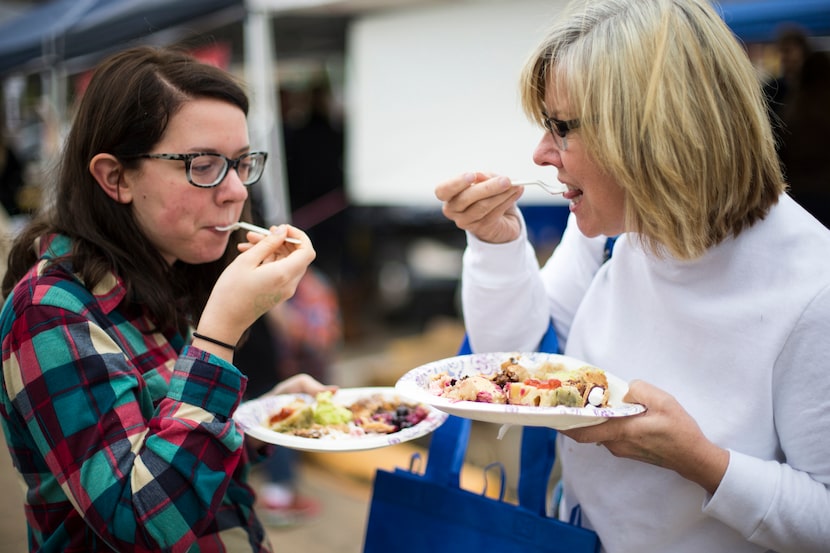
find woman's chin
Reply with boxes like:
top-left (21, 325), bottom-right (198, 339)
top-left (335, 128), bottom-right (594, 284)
top-left (179, 246), bottom-right (228, 265)
top-left (574, 214), bottom-right (602, 238)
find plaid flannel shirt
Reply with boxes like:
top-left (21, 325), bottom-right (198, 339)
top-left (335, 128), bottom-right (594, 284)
top-left (0, 234), bottom-right (273, 552)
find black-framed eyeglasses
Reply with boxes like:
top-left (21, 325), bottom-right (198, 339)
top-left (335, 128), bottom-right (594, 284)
top-left (131, 151), bottom-right (268, 187)
top-left (542, 115), bottom-right (580, 150)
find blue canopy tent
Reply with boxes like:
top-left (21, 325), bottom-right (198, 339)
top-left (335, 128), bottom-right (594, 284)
top-left (0, 0), bottom-right (828, 77)
top-left (0, 0), bottom-right (96, 76)
top-left (0, 0), bottom-right (244, 77)
top-left (0, 0), bottom-right (293, 221)
top-left (0, 0), bottom-right (385, 224)
top-left (717, 0), bottom-right (830, 42)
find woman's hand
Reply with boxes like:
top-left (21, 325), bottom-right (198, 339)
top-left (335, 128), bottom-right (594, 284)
top-left (435, 172), bottom-right (525, 244)
top-left (266, 373), bottom-right (337, 397)
top-left (561, 380), bottom-right (730, 495)
top-left (195, 225), bottom-right (316, 354)
top-left (245, 374), bottom-right (336, 452)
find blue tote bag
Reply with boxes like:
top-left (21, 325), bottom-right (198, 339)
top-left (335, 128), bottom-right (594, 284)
top-left (363, 321), bottom-right (600, 553)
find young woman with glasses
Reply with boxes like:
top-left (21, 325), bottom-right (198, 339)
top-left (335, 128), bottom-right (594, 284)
top-left (435, 0), bottom-right (830, 551)
top-left (0, 46), bottom-right (332, 551)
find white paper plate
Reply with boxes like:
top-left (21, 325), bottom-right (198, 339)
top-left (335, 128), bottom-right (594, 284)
top-left (395, 352), bottom-right (645, 430)
top-left (234, 386), bottom-right (448, 452)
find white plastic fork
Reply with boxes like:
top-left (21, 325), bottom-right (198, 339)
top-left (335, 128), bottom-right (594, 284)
top-left (511, 179), bottom-right (567, 195)
top-left (215, 221), bottom-right (302, 244)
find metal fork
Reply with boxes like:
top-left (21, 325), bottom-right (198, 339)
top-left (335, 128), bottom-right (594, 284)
top-left (511, 179), bottom-right (567, 195)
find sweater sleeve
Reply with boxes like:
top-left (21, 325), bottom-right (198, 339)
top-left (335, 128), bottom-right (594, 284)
top-left (538, 214), bottom-right (611, 350)
top-left (461, 212), bottom-right (611, 353)
top-left (702, 284), bottom-right (830, 553)
top-left (3, 302), bottom-right (247, 552)
top-left (461, 210), bottom-right (551, 353)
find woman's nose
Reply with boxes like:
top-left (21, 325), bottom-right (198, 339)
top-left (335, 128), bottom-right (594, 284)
top-left (532, 132), bottom-right (563, 168)
top-left (217, 169), bottom-right (249, 203)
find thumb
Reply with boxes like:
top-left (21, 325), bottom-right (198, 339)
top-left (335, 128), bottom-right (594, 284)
top-left (622, 378), bottom-right (648, 404)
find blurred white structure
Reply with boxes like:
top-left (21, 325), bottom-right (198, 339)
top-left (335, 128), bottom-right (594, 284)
top-left (344, 0), bottom-right (567, 206)
top-left (0, 0), bottom-right (828, 219)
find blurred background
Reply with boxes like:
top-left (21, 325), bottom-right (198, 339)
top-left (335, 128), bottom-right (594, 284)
top-left (0, 0), bottom-right (828, 551)
top-left (1, 0), bottom-right (828, 339)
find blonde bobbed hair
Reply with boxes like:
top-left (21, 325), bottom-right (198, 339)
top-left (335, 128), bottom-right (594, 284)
top-left (520, 0), bottom-right (785, 259)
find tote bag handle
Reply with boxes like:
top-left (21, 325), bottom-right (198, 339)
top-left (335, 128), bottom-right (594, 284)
top-left (425, 319), bottom-right (560, 513)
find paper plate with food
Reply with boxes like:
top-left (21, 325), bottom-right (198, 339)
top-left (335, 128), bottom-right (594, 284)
top-left (234, 387), bottom-right (448, 452)
top-left (395, 352), bottom-right (645, 430)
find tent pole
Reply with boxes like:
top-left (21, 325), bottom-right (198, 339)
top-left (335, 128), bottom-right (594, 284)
top-left (244, 2), bottom-right (289, 226)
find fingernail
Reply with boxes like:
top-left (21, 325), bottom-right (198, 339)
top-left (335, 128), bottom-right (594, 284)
top-left (497, 176), bottom-right (511, 188)
top-left (463, 172), bottom-right (476, 185)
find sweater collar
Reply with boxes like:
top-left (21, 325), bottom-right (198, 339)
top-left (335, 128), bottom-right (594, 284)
top-left (38, 234), bottom-right (128, 315)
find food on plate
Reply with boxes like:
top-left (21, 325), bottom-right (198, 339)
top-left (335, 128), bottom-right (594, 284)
top-left (312, 391), bottom-right (353, 425)
top-left (265, 398), bottom-right (314, 432)
top-left (440, 374), bottom-right (507, 404)
top-left (429, 355), bottom-right (610, 408)
top-left (264, 391), bottom-right (431, 439)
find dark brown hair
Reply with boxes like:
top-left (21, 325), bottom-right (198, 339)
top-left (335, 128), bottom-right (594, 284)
top-left (2, 46), bottom-right (250, 333)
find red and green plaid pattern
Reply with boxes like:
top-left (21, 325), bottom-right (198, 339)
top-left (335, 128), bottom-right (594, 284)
top-left (0, 234), bottom-right (273, 552)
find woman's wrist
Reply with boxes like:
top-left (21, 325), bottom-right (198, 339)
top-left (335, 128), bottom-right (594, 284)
top-left (191, 328), bottom-right (240, 360)
top-left (192, 332), bottom-right (236, 351)
top-left (680, 442), bottom-right (730, 495)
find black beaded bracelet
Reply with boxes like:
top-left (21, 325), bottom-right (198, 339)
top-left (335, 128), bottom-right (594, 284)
top-left (192, 332), bottom-right (236, 352)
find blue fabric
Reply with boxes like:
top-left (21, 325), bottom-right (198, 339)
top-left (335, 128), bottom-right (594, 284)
top-left (364, 468), bottom-right (599, 553)
top-left (453, 318), bottom-right (561, 517)
top-left (363, 319), bottom-right (599, 552)
top-left (603, 235), bottom-right (618, 264)
top-left (422, 414), bottom-right (470, 488)
top-left (457, 317), bottom-right (560, 357)
top-left (718, 0), bottom-right (830, 42)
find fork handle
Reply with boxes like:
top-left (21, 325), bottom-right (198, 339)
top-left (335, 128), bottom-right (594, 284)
top-left (236, 222), bottom-right (302, 244)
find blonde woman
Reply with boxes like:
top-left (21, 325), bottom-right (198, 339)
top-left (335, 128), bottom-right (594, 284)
top-left (436, 0), bottom-right (830, 551)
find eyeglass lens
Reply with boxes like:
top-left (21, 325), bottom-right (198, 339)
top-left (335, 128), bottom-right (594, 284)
top-left (189, 153), bottom-right (266, 186)
top-left (543, 118), bottom-right (568, 150)
top-left (551, 130), bottom-right (567, 150)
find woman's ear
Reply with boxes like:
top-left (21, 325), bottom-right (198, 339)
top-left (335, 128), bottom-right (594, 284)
top-left (89, 153), bottom-right (132, 203)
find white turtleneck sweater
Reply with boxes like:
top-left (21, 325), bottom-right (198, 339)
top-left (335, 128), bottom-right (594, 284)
top-left (461, 194), bottom-right (830, 553)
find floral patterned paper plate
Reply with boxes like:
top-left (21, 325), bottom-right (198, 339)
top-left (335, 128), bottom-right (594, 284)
top-left (395, 352), bottom-right (645, 430)
top-left (234, 387), bottom-right (448, 452)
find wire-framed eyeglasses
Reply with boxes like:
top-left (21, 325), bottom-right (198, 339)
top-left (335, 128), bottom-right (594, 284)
top-left (542, 115), bottom-right (580, 150)
top-left (133, 151), bottom-right (268, 187)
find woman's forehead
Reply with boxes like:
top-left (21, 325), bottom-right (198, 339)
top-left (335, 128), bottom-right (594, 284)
top-left (158, 99), bottom-right (248, 146)
top-left (542, 73), bottom-right (573, 116)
